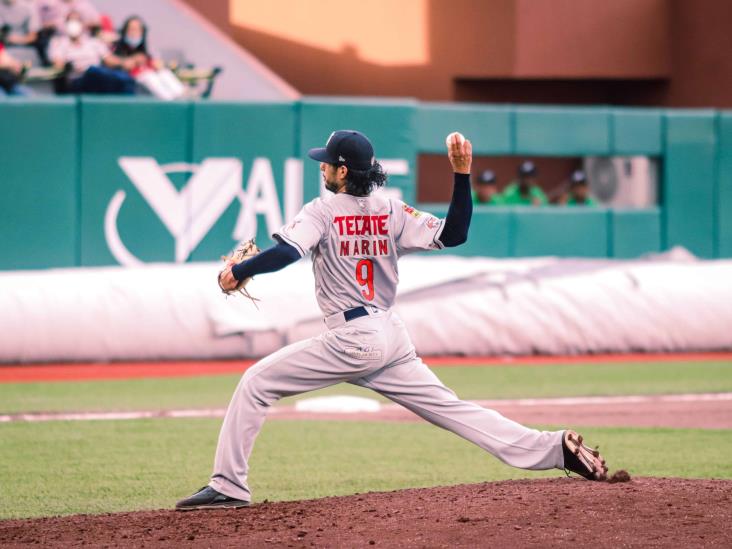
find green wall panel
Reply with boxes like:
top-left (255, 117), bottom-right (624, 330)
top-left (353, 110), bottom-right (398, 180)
top-left (515, 107), bottom-right (610, 155)
top-left (612, 109), bottom-right (662, 155)
top-left (718, 113), bottom-right (732, 257)
top-left (190, 101), bottom-right (298, 258)
top-left (663, 111), bottom-right (717, 258)
top-left (79, 98), bottom-right (191, 266)
top-left (299, 98), bottom-right (418, 204)
top-left (511, 208), bottom-right (609, 257)
top-left (419, 205), bottom-right (511, 257)
top-left (611, 208), bottom-right (662, 258)
top-left (0, 99), bottom-right (77, 269)
top-left (1, 100), bottom-right (730, 268)
top-left (416, 103), bottom-right (511, 155)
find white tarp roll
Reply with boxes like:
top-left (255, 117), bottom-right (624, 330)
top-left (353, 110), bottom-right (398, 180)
top-left (1, 249), bottom-right (730, 363)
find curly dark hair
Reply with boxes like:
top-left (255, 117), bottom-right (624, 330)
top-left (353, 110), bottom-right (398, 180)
top-left (343, 161), bottom-right (388, 197)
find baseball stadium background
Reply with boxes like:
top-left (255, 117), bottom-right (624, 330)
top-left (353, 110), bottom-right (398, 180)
top-left (1, 1), bottom-right (731, 546)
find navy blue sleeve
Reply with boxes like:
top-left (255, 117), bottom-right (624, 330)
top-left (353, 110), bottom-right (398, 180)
top-left (231, 240), bottom-right (301, 282)
top-left (439, 173), bottom-right (472, 247)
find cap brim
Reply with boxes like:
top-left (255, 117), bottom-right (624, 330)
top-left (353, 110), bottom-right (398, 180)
top-left (307, 147), bottom-right (336, 163)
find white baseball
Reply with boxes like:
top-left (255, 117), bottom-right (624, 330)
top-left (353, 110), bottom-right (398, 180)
top-left (445, 132), bottom-right (465, 148)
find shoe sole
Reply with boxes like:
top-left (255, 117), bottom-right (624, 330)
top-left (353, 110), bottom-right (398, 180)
top-left (564, 430), bottom-right (608, 481)
top-left (176, 501), bottom-right (250, 512)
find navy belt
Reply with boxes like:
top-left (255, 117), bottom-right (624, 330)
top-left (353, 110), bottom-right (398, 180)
top-left (343, 306), bottom-right (369, 322)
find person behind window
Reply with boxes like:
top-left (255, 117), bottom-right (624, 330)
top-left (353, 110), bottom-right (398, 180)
top-left (560, 170), bottom-right (597, 206)
top-left (500, 160), bottom-right (548, 206)
top-left (472, 169), bottom-right (503, 205)
top-left (109, 15), bottom-right (186, 100)
top-left (0, 41), bottom-right (32, 96)
top-left (48, 10), bottom-right (134, 94)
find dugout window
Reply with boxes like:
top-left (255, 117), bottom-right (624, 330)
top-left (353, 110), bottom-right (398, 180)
top-left (416, 154), bottom-right (660, 207)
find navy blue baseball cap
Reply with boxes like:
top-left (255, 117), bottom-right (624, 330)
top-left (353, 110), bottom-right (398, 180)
top-left (478, 169), bottom-right (496, 184)
top-left (308, 130), bottom-right (375, 171)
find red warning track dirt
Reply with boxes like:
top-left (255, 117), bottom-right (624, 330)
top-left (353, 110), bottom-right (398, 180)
top-left (2, 352), bottom-right (731, 383)
top-left (1, 478), bottom-right (730, 548)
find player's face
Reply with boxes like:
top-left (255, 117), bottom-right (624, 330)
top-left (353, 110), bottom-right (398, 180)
top-left (126, 19), bottom-right (144, 41)
top-left (321, 162), bottom-right (347, 193)
top-left (475, 184), bottom-right (497, 203)
top-left (572, 183), bottom-right (589, 201)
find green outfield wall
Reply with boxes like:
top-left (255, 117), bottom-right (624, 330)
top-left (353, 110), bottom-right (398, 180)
top-left (0, 98), bottom-right (729, 269)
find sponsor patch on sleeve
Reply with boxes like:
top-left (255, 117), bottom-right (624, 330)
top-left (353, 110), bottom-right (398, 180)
top-left (402, 204), bottom-right (422, 218)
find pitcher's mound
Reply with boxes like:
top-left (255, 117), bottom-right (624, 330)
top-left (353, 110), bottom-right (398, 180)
top-left (1, 477), bottom-right (730, 547)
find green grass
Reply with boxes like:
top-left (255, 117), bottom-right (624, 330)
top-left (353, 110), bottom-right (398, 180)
top-left (0, 418), bottom-right (730, 520)
top-left (0, 359), bottom-right (730, 520)
top-left (1, 360), bottom-right (731, 414)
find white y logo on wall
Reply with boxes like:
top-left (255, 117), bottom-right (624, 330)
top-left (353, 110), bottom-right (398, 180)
top-left (105, 157), bottom-right (303, 267)
top-left (105, 156), bottom-right (408, 266)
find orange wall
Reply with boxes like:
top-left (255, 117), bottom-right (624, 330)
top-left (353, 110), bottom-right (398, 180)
top-left (227, 0), bottom-right (429, 67)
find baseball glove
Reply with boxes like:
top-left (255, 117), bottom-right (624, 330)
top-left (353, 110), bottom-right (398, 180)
top-left (218, 239), bottom-right (260, 305)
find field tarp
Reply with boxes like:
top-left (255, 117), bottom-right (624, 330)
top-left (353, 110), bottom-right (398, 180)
top-left (1, 249), bottom-right (730, 363)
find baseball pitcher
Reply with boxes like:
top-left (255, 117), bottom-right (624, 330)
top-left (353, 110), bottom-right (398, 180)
top-left (176, 130), bottom-right (607, 510)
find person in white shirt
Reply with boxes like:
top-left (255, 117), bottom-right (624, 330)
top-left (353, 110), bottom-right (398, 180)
top-left (0, 0), bottom-right (39, 47)
top-left (108, 16), bottom-right (186, 100)
top-left (48, 10), bottom-right (134, 94)
top-left (36, 0), bottom-right (101, 65)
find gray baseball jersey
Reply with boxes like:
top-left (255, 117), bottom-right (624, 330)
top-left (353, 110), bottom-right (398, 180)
top-left (274, 193), bottom-right (445, 315)
top-left (207, 190), bottom-right (565, 505)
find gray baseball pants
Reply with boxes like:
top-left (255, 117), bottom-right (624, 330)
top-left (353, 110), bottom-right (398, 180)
top-left (209, 308), bottom-right (565, 502)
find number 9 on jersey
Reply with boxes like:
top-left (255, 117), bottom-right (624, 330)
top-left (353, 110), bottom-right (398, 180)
top-left (355, 259), bottom-right (375, 300)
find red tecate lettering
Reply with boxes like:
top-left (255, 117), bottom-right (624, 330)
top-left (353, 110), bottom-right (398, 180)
top-left (360, 216), bottom-right (372, 236)
top-left (334, 215), bottom-right (389, 236)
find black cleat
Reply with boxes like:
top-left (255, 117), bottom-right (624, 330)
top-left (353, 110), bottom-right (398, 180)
top-left (562, 430), bottom-right (608, 481)
top-left (175, 486), bottom-right (250, 511)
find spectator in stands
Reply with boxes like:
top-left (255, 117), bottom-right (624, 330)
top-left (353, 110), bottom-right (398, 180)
top-left (109, 15), bottom-right (186, 100)
top-left (501, 160), bottom-right (548, 206)
top-left (35, 0), bottom-right (101, 65)
top-left (472, 169), bottom-right (503, 205)
top-left (0, 40), bottom-right (32, 96)
top-left (0, 0), bottom-right (39, 48)
top-left (48, 10), bottom-right (134, 94)
top-left (560, 170), bottom-right (597, 206)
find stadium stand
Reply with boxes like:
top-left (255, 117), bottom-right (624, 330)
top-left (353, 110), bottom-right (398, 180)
top-left (1, 0), bottom-right (298, 99)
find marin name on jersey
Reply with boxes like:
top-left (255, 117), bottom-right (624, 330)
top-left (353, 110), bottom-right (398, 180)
top-left (334, 214), bottom-right (390, 257)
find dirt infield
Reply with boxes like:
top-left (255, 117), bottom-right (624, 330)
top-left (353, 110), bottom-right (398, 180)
top-left (4, 393), bottom-right (731, 429)
top-left (1, 478), bottom-right (730, 548)
top-left (269, 393), bottom-right (732, 430)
